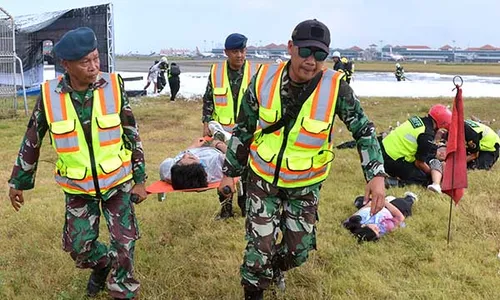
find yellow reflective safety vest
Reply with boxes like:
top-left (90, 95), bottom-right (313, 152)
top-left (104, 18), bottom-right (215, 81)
top-left (210, 60), bottom-right (259, 132)
top-left (248, 63), bottom-right (344, 188)
top-left (382, 116), bottom-right (426, 162)
top-left (465, 119), bottom-right (500, 152)
top-left (41, 73), bottom-right (132, 196)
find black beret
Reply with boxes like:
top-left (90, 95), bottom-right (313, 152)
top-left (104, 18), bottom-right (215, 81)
top-left (54, 27), bottom-right (98, 61)
top-left (224, 33), bottom-right (247, 50)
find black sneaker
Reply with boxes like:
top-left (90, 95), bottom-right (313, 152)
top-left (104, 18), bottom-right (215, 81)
top-left (87, 263), bottom-right (112, 297)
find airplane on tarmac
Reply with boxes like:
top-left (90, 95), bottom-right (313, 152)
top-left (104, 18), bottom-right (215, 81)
top-left (386, 47), bottom-right (405, 61)
top-left (252, 50), bottom-right (270, 59)
top-left (195, 46), bottom-right (216, 58)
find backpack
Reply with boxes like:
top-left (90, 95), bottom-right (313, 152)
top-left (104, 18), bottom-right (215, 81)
top-left (345, 61), bottom-right (353, 72)
top-left (170, 64), bottom-right (181, 76)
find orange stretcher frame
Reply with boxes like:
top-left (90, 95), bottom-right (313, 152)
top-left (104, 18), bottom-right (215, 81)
top-left (146, 178), bottom-right (239, 202)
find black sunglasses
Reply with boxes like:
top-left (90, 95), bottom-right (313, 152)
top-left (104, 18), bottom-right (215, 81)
top-left (298, 47), bottom-right (328, 61)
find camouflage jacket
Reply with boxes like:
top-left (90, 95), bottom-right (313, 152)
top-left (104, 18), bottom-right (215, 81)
top-left (8, 73), bottom-right (147, 199)
top-left (222, 63), bottom-right (386, 183)
top-left (201, 61), bottom-right (245, 123)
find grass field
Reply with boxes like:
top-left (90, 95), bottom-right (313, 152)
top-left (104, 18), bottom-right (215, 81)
top-left (1, 93), bottom-right (500, 300)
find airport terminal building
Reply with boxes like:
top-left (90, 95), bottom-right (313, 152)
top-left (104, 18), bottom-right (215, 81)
top-left (211, 43), bottom-right (500, 63)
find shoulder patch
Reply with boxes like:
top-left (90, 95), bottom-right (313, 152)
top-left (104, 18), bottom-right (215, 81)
top-left (465, 119), bottom-right (479, 128)
top-left (408, 116), bottom-right (423, 128)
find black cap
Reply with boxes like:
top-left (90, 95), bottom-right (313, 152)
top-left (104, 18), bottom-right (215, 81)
top-left (291, 19), bottom-right (330, 53)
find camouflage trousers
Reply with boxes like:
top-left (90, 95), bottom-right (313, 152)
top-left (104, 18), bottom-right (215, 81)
top-left (240, 170), bottom-right (320, 290)
top-left (62, 186), bottom-right (140, 299)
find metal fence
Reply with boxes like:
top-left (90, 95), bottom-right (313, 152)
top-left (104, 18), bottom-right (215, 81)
top-left (0, 7), bottom-right (27, 118)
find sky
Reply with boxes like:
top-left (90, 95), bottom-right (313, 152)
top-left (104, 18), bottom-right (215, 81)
top-left (5, 0), bottom-right (500, 54)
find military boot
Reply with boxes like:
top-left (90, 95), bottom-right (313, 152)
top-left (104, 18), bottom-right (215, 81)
top-left (87, 262), bottom-right (112, 297)
top-left (216, 201), bottom-right (234, 220)
top-left (237, 195), bottom-right (246, 217)
top-left (272, 268), bottom-right (286, 292)
top-left (244, 288), bottom-right (263, 300)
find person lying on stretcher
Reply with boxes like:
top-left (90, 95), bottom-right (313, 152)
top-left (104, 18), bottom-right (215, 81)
top-left (159, 121), bottom-right (245, 219)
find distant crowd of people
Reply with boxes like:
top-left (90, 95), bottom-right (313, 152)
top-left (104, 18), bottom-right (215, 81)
top-left (143, 56), bottom-right (181, 101)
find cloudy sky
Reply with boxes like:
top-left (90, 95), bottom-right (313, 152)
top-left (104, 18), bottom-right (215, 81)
top-left (5, 0), bottom-right (499, 54)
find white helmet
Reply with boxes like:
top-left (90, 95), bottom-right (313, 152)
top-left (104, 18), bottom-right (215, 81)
top-left (396, 63), bottom-right (400, 68)
top-left (332, 51), bottom-right (341, 58)
top-left (161, 56), bottom-right (168, 63)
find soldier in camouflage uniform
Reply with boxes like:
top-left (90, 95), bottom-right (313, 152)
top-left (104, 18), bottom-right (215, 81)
top-left (202, 33), bottom-right (258, 219)
top-left (217, 20), bottom-right (387, 300)
top-left (7, 27), bottom-right (147, 300)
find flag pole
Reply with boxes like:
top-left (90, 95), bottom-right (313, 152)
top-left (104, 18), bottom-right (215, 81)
top-left (445, 75), bottom-right (464, 245)
top-left (446, 95), bottom-right (457, 245)
top-left (447, 196), bottom-right (454, 244)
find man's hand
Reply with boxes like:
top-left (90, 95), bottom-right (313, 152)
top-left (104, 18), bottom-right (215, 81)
top-left (218, 176), bottom-right (235, 196)
top-left (130, 183), bottom-right (148, 204)
top-left (364, 176), bottom-right (385, 216)
top-left (9, 187), bottom-right (24, 211)
top-left (203, 122), bottom-right (211, 137)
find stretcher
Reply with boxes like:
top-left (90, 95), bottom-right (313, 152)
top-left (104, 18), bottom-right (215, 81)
top-left (146, 178), bottom-right (240, 202)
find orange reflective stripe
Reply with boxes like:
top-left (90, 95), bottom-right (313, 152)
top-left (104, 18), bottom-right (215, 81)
top-left (267, 69), bottom-right (281, 109)
top-left (60, 161), bottom-right (132, 184)
top-left (211, 64), bottom-right (217, 87)
top-left (257, 65), bottom-right (269, 102)
top-left (246, 62), bottom-right (251, 85)
top-left (98, 73), bottom-right (120, 114)
top-left (267, 63), bottom-right (285, 109)
top-left (220, 63), bottom-right (226, 88)
top-left (57, 181), bottom-right (94, 193)
top-left (324, 72), bottom-right (343, 121)
top-left (99, 87), bottom-right (106, 114)
top-left (100, 137), bottom-right (121, 147)
top-left (310, 80), bottom-right (323, 119)
top-left (279, 167), bottom-right (328, 183)
top-left (43, 81), bottom-right (54, 123)
top-left (58, 93), bottom-right (67, 121)
top-left (111, 73), bottom-right (120, 112)
top-left (57, 146), bottom-right (80, 153)
top-left (295, 129), bottom-right (329, 149)
top-left (53, 131), bottom-right (79, 152)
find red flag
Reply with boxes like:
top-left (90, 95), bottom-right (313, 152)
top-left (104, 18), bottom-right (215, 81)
top-left (442, 85), bottom-right (467, 204)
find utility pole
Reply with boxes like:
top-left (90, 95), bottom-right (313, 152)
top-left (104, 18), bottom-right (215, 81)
top-left (379, 40), bottom-right (384, 61)
top-left (452, 40), bottom-right (456, 62)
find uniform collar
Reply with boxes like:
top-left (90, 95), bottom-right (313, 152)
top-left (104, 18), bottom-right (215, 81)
top-left (55, 72), bottom-right (108, 94)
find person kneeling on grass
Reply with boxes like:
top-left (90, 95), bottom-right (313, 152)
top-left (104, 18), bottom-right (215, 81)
top-left (159, 121), bottom-right (245, 219)
top-left (343, 192), bottom-right (418, 242)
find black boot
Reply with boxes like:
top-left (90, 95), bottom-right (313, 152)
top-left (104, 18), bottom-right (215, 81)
top-left (244, 288), bottom-right (263, 300)
top-left (216, 201), bottom-right (234, 220)
top-left (237, 195), bottom-right (246, 217)
top-left (87, 262), bottom-right (112, 297)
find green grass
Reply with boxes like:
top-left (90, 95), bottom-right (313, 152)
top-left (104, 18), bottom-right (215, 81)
top-left (1, 96), bottom-right (500, 299)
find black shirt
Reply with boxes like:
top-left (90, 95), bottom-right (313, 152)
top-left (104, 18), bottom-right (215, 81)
top-left (415, 116), bottom-right (438, 163)
top-left (464, 122), bottom-right (481, 154)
